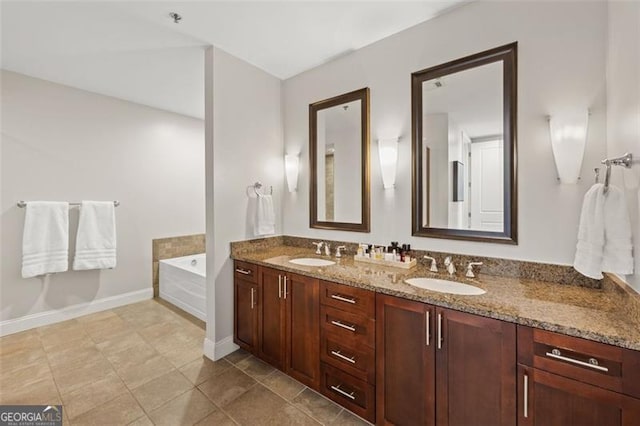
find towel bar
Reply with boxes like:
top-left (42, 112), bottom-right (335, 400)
top-left (17, 201), bottom-right (120, 208)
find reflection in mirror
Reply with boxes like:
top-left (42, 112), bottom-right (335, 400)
top-left (310, 88), bottom-right (370, 232)
top-left (316, 100), bottom-right (362, 223)
top-left (412, 43), bottom-right (517, 243)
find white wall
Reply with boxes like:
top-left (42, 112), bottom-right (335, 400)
top-left (206, 47), bottom-right (283, 356)
top-left (282, 1), bottom-right (607, 265)
top-left (0, 70), bottom-right (205, 325)
top-left (606, 0), bottom-right (640, 291)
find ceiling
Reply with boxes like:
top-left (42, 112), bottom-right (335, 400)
top-left (1, 1), bottom-right (468, 118)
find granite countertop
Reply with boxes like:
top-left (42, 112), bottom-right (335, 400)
top-left (232, 245), bottom-right (640, 351)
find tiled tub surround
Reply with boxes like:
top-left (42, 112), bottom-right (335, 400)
top-left (230, 237), bottom-right (640, 351)
top-left (152, 234), bottom-right (205, 297)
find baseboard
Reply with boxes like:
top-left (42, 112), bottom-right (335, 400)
top-left (0, 288), bottom-right (153, 337)
top-left (203, 335), bottom-right (239, 361)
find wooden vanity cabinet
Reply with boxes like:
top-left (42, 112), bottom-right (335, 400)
top-left (233, 261), bottom-right (258, 353)
top-left (376, 294), bottom-right (517, 426)
top-left (256, 266), bottom-right (321, 389)
top-left (517, 326), bottom-right (640, 425)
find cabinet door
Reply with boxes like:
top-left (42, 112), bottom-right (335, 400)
top-left (257, 267), bottom-right (285, 370)
top-left (436, 308), bottom-right (516, 426)
top-left (234, 278), bottom-right (257, 353)
top-left (376, 294), bottom-right (435, 426)
top-left (285, 272), bottom-right (320, 389)
top-left (519, 365), bottom-right (640, 426)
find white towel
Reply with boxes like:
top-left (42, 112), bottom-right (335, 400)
top-left (601, 185), bottom-right (634, 275)
top-left (574, 184), bottom-right (606, 279)
top-left (73, 201), bottom-right (117, 270)
top-left (255, 194), bottom-right (275, 236)
top-left (574, 183), bottom-right (634, 279)
top-left (22, 202), bottom-right (69, 278)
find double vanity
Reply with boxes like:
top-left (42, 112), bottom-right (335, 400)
top-left (232, 239), bottom-right (640, 425)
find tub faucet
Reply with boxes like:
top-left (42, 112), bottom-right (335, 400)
top-left (312, 242), bottom-right (324, 255)
top-left (444, 256), bottom-right (456, 276)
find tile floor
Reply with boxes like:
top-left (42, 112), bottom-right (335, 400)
top-left (0, 299), bottom-right (370, 426)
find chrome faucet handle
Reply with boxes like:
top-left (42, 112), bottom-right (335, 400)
top-left (444, 256), bottom-right (456, 275)
top-left (312, 242), bottom-right (323, 255)
top-left (324, 243), bottom-right (331, 256)
top-left (335, 246), bottom-right (346, 258)
top-left (466, 262), bottom-right (484, 278)
top-left (423, 256), bottom-right (438, 272)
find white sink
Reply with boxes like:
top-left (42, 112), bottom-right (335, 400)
top-left (289, 258), bottom-right (336, 267)
top-left (405, 278), bottom-right (486, 295)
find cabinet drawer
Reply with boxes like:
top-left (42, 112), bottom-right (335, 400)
top-left (321, 305), bottom-right (375, 348)
top-left (321, 363), bottom-right (375, 423)
top-left (234, 261), bottom-right (258, 283)
top-left (518, 326), bottom-right (640, 398)
top-left (321, 333), bottom-right (375, 384)
top-left (320, 281), bottom-right (375, 318)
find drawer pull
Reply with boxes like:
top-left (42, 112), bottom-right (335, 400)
top-left (331, 320), bottom-right (356, 332)
top-left (330, 294), bottom-right (356, 304)
top-left (545, 349), bottom-right (609, 372)
top-left (235, 268), bottom-right (252, 275)
top-left (330, 384), bottom-right (356, 400)
top-left (331, 350), bottom-right (356, 364)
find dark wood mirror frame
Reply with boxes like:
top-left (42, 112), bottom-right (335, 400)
top-left (309, 87), bottom-right (370, 232)
top-left (411, 42), bottom-right (518, 244)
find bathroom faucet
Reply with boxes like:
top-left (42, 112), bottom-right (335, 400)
top-left (444, 256), bottom-right (456, 276)
top-left (466, 262), bottom-right (484, 278)
top-left (312, 242), bottom-right (324, 255)
top-left (335, 246), bottom-right (346, 258)
top-left (423, 256), bottom-right (438, 272)
top-left (324, 243), bottom-right (331, 256)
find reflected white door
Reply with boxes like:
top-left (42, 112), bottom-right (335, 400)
top-left (470, 140), bottom-right (503, 231)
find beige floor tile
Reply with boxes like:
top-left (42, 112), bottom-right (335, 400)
top-left (83, 315), bottom-right (131, 343)
top-left (292, 388), bottom-right (342, 424)
top-left (179, 357), bottom-right (232, 385)
top-left (140, 322), bottom-right (202, 354)
top-left (75, 310), bottom-right (119, 324)
top-left (148, 388), bottom-right (216, 426)
top-left (115, 354), bottom-right (175, 389)
top-left (71, 392), bottom-right (145, 426)
top-left (130, 369), bottom-right (193, 411)
top-left (194, 410), bottom-right (237, 426)
top-left (104, 340), bottom-right (158, 370)
top-left (261, 370), bottom-right (306, 401)
top-left (264, 404), bottom-right (321, 426)
top-left (52, 354), bottom-right (115, 395)
top-left (60, 373), bottom-right (127, 419)
top-left (223, 349), bottom-right (251, 365)
top-left (46, 339), bottom-right (100, 368)
top-left (0, 345), bottom-right (47, 374)
top-left (224, 385), bottom-right (287, 425)
top-left (39, 321), bottom-right (89, 351)
top-left (329, 409), bottom-right (372, 425)
top-left (127, 415), bottom-right (154, 426)
top-left (0, 330), bottom-right (42, 356)
top-left (236, 356), bottom-right (276, 381)
top-left (162, 339), bottom-right (203, 368)
top-left (96, 331), bottom-right (148, 357)
top-left (0, 376), bottom-right (61, 405)
top-left (0, 360), bottom-right (52, 392)
top-left (198, 367), bottom-right (256, 408)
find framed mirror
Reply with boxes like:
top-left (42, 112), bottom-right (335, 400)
top-left (411, 43), bottom-right (517, 244)
top-left (310, 88), bottom-right (370, 232)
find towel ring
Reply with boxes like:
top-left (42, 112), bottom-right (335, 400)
top-left (601, 153), bottom-right (633, 194)
top-left (246, 182), bottom-right (273, 198)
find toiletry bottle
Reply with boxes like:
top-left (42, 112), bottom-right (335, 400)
top-left (357, 244), bottom-right (363, 257)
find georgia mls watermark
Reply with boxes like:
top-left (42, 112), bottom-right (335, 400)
top-left (0, 405), bottom-right (62, 426)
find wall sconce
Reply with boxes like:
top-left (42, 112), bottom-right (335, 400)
top-left (378, 137), bottom-right (399, 189)
top-left (548, 112), bottom-right (589, 184)
top-left (285, 154), bottom-right (299, 192)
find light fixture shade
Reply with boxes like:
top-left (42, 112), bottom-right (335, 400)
top-left (378, 138), bottom-right (399, 189)
top-left (549, 112), bottom-right (589, 184)
top-left (285, 154), bottom-right (299, 192)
